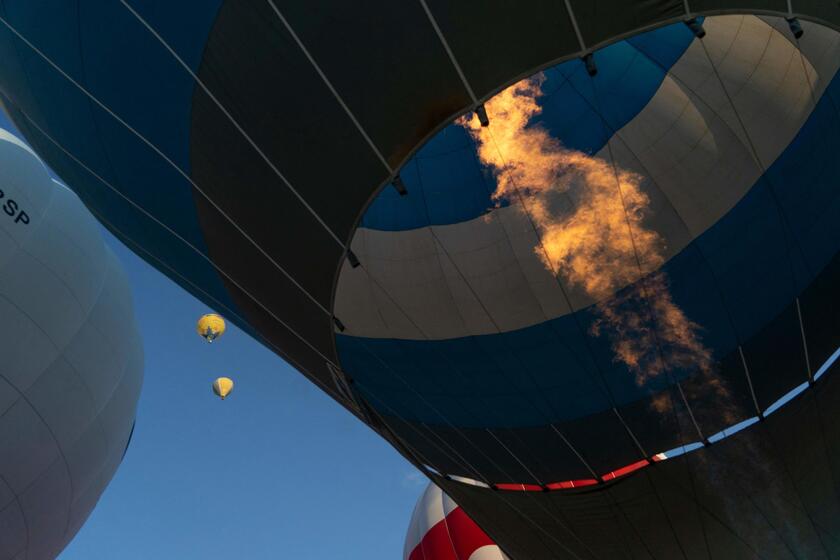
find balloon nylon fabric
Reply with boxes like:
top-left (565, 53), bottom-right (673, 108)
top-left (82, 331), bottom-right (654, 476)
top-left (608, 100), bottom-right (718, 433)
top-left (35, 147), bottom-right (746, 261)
top-left (333, 14), bottom-right (840, 489)
top-left (0, 3), bottom-right (839, 559)
top-left (405, 483), bottom-right (504, 560)
top-left (0, 129), bottom-right (143, 560)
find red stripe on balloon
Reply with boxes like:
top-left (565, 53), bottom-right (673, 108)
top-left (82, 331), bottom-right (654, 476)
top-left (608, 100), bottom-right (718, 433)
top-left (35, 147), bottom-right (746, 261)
top-left (408, 506), bottom-right (495, 560)
top-left (409, 516), bottom-right (457, 560)
top-left (494, 483), bottom-right (542, 492)
top-left (545, 478), bottom-right (599, 490)
top-left (446, 506), bottom-right (496, 560)
top-left (601, 459), bottom-right (650, 481)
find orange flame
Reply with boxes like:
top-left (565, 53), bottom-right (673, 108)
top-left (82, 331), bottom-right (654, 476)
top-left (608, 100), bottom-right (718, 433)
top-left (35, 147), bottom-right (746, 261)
top-left (460, 75), bottom-right (716, 388)
top-left (460, 76), bottom-right (663, 301)
top-left (590, 272), bottom-right (713, 385)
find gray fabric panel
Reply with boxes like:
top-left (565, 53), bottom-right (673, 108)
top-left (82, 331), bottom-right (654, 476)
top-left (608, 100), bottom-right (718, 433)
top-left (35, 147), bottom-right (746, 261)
top-left (435, 473), bottom-right (591, 560)
top-left (793, 1), bottom-right (840, 28)
top-left (279, 0), bottom-right (472, 168)
top-left (423, 0), bottom-right (580, 99)
top-left (568, 0), bottom-right (686, 47)
top-left (691, 0), bottom-right (788, 13)
top-left (193, 0), bottom-right (388, 242)
top-left (435, 362), bottom-right (840, 560)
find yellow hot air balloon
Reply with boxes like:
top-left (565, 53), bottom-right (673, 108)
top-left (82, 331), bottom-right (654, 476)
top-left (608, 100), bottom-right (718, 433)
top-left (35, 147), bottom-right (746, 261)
top-left (197, 313), bottom-right (226, 343)
top-left (212, 377), bottom-right (234, 400)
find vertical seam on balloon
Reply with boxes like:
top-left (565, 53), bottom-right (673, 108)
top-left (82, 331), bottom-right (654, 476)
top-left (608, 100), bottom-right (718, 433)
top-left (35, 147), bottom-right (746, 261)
top-left (608, 407), bottom-right (648, 459)
top-left (583, 57), bottom-right (709, 448)
top-left (633, 18), bottom-right (818, 405)
top-left (416, 0), bottom-right (479, 104)
top-left (465, 121), bottom-right (620, 396)
top-left (475, 94), bottom-right (654, 468)
top-left (618, 34), bottom-right (790, 425)
top-left (550, 427), bottom-right (599, 480)
top-left (645, 466), bottom-right (768, 558)
top-left (795, 298), bottom-right (813, 380)
top-left (461, 124), bottom-right (628, 482)
top-left (360, 388), bottom-right (481, 481)
top-left (584, 29), bottom-right (776, 554)
top-left (362, 381), bottom-right (589, 560)
top-left (675, 382), bottom-right (706, 441)
top-left (0, 187), bottom-right (111, 450)
top-left (478, 93), bottom-right (654, 466)
top-left (487, 156), bottom-right (661, 555)
top-left (354, 230), bottom-right (394, 333)
top-left (345, 271), bottom-right (602, 558)
top-left (409, 157), bottom-right (579, 487)
top-left (613, 44), bottom-right (740, 269)
top-left (260, 0), bottom-right (394, 177)
top-left (699, 31), bottom-right (814, 378)
top-left (477, 61), bottom-right (702, 490)
top-left (599, 483), bottom-right (661, 560)
top-left (700, 36), bottom-right (834, 559)
top-left (343, 237), bottom-right (613, 505)
top-left (0, 234), bottom-right (109, 542)
top-left (0, 13), bottom-right (333, 319)
top-left (753, 423), bottom-right (831, 557)
top-left (790, 30), bottom-right (824, 385)
top-left (738, 346), bottom-right (763, 416)
top-left (119, 0), bottom-right (356, 247)
top-left (436, 361), bottom-right (837, 549)
top-left (788, 23), bottom-right (840, 524)
top-left (0, 360), bottom-right (75, 552)
top-left (347, 349), bottom-right (588, 558)
top-left (409, 158), bottom-right (489, 337)
top-left (0, 474), bottom-right (29, 559)
top-left (724, 20), bottom-right (782, 111)
top-left (440, 490), bottom-right (462, 560)
top-left (484, 429), bottom-right (544, 487)
top-left (0, 7), bottom-right (56, 554)
top-left (350, 266), bottom-right (428, 338)
top-left (16, 233), bottom-right (128, 520)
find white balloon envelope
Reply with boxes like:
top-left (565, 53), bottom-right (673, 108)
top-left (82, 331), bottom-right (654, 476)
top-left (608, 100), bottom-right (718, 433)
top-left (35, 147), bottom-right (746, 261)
top-left (0, 129), bottom-right (143, 560)
top-left (405, 482), bottom-right (509, 560)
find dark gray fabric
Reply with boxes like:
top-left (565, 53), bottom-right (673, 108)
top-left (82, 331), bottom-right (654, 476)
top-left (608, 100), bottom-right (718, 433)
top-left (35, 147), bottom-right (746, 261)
top-left (569, 0), bottom-right (686, 47)
top-left (438, 360), bottom-right (840, 559)
top-left (423, 0), bottom-right (580, 99)
top-left (278, 0), bottom-right (473, 169)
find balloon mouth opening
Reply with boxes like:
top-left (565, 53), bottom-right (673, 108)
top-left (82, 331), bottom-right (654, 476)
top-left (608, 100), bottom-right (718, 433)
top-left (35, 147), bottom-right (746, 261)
top-left (198, 325), bottom-right (222, 343)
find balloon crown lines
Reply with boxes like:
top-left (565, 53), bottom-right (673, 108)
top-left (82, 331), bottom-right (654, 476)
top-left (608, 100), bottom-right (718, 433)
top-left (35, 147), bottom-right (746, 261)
top-left (436, 346), bottom-right (840, 493)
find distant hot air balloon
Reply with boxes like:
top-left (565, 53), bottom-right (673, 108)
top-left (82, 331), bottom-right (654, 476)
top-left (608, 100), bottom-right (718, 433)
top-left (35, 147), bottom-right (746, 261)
top-left (405, 482), bottom-right (507, 560)
top-left (0, 129), bottom-right (143, 560)
top-left (197, 313), bottom-right (225, 343)
top-left (212, 377), bottom-right (234, 400)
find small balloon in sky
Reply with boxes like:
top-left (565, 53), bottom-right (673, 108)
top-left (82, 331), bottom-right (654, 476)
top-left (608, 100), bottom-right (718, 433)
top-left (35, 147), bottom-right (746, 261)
top-left (212, 377), bottom-right (234, 400)
top-left (197, 313), bottom-right (226, 343)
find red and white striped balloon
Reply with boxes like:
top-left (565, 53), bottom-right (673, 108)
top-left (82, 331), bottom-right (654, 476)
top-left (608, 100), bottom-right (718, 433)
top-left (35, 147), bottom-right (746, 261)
top-left (404, 483), bottom-right (508, 560)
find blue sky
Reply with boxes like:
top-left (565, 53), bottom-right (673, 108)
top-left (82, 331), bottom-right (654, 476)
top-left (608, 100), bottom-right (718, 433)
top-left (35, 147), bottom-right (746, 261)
top-left (0, 111), bottom-right (424, 560)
